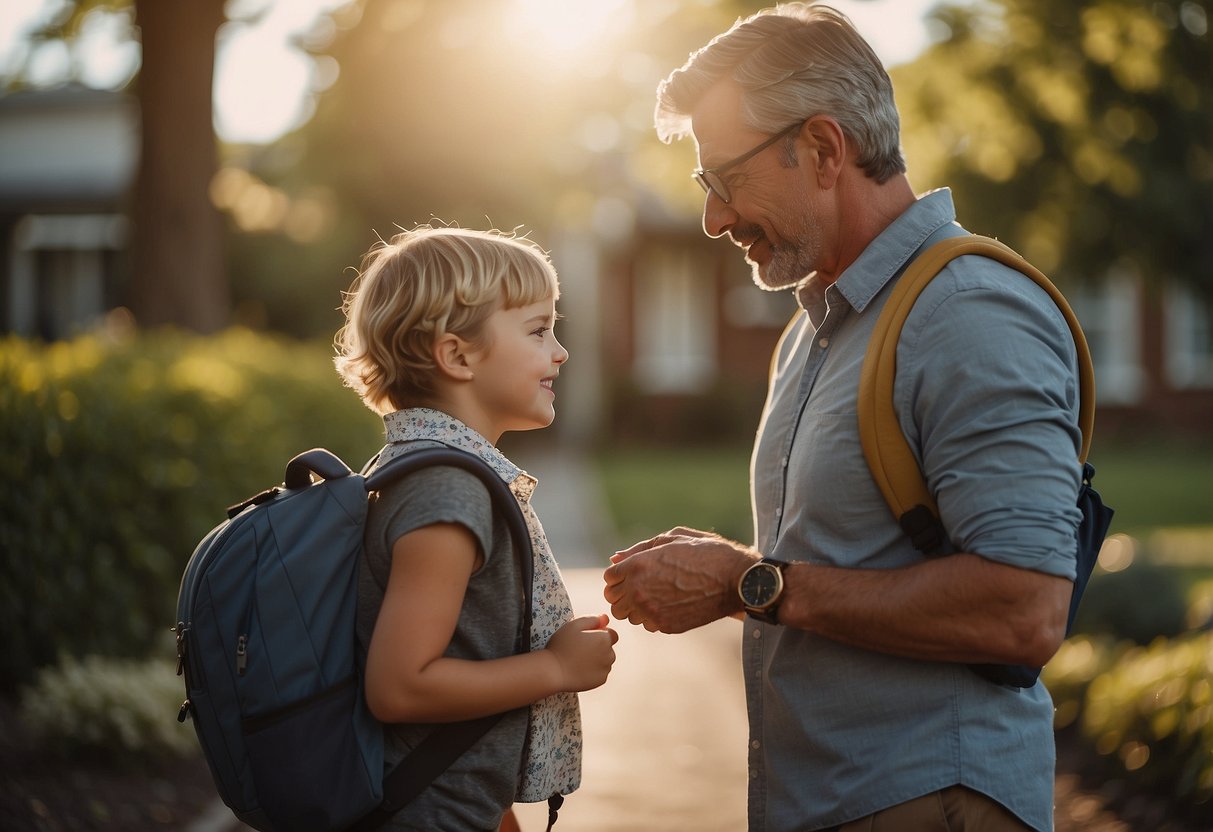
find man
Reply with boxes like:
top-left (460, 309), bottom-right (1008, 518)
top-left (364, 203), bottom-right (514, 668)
top-left (603, 5), bottom-right (1083, 831)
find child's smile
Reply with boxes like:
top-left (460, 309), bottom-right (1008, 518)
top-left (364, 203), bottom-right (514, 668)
top-left (462, 296), bottom-right (569, 441)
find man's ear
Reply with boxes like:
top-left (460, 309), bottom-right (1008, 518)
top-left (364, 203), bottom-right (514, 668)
top-left (802, 115), bottom-right (847, 189)
top-left (432, 332), bottom-right (476, 381)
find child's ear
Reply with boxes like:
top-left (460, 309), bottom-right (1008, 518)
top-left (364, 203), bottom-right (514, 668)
top-left (432, 333), bottom-right (476, 381)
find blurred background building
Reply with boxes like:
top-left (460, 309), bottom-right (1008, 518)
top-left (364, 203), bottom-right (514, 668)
top-left (1, 0), bottom-right (1210, 441)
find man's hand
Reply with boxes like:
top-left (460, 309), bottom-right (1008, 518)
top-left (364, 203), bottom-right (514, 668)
top-left (602, 527), bottom-right (756, 634)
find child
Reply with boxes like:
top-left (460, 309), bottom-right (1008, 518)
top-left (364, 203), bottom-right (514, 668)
top-left (334, 226), bottom-right (618, 830)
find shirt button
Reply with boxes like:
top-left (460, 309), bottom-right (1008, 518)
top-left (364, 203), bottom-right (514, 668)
top-left (750, 768), bottom-right (759, 779)
top-left (752, 628), bottom-right (762, 639)
top-left (751, 740), bottom-right (761, 750)
top-left (781, 455), bottom-right (789, 467)
top-left (818, 337), bottom-right (829, 348)
top-left (775, 507), bottom-right (783, 518)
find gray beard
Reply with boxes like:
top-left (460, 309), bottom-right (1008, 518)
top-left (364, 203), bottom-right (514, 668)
top-left (750, 204), bottom-right (821, 291)
top-left (750, 256), bottom-right (810, 291)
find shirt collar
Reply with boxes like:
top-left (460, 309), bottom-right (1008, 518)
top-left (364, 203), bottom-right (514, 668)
top-left (796, 187), bottom-right (960, 316)
top-left (382, 407), bottom-right (535, 501)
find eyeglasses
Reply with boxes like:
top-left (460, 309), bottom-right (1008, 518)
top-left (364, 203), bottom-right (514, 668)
top-left (692, 121), bottom-right (804, 204)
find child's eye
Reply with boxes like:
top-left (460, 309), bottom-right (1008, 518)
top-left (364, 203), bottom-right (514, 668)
top-left (531, 327), bottom-right (550, 338)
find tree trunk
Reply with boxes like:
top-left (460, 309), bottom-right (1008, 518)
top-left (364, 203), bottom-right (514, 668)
top-left (129, 0), bottom-right (228, 331)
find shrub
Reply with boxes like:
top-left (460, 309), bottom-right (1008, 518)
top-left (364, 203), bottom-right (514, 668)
top-left (1072, 560), bottom-right (1190, 644)
top-left (1042, 635), bottom-right (1119, 731)
top-left (1184, 577), bottom-right (1213, 631)
top-left (19, 651), bottom-right (199, 762)
top-left (1044, 576), bottom-right (1213, 821)
top-left (0, 328), bottom-right (381, 692)
top-left (1079, 632), bottom-right (1213, 817)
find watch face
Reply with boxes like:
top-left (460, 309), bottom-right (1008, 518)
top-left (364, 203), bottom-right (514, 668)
top-left (740, 563), bottom-right (782, 609)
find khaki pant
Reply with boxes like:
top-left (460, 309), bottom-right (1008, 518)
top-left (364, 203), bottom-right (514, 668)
top-left (835, 786), bottom-right (1032, 832)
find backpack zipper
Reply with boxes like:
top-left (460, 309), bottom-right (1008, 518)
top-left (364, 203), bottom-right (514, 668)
top-left (173, 621), bottom-right (193, 722)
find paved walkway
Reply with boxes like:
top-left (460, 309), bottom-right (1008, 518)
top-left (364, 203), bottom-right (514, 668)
top-left (512, 569), bottom-right (750, 832)
top-left (505, 446), bottom-right (750, 831)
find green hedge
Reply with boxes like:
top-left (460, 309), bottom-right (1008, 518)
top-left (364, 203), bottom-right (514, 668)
top-left (19, 649), bottom-right (199, 762)
top-left (1044, 629), bottom-right (1213, 821)
top-left (1081, 632), bottom-right (1213, 812)
top-left (1072, 561), bottom-right (1191, 644)
top-left (1044, 558), bottom-right (1213, 819)
top-left (0, 329), bottom-right (381, 692)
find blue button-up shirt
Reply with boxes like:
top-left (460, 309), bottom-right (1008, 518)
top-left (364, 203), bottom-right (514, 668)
top-left (746, 189), bottom-right (1082, 832)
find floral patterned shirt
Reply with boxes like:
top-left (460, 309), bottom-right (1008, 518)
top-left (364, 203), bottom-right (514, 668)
top-left (380, 408), bottom-right (582, 801)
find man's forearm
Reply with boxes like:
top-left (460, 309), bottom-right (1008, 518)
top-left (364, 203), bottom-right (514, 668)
top-left (774, 553), bottom-right (1071, 667)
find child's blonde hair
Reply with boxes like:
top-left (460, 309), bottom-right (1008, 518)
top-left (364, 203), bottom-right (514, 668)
top-left (335, 225), bottom-right (560, 415)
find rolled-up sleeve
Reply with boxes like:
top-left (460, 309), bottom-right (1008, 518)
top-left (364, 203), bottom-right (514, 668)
top-left (895, 256), bottom-right (1084, 579)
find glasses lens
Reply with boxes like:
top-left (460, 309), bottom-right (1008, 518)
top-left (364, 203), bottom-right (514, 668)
top-left (693, 171), bottom-right (730, 204)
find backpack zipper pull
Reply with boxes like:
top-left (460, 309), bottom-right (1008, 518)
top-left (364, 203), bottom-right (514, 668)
top-left (177, 699), bottom-right (192, 723)
top-left (236, 634), bottom-right (248, 676)
top-left (173, 622), bottom-right (188, 676)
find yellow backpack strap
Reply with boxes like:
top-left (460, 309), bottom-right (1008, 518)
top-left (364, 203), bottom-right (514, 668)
top-left (857, 235), bottom-right (1097, 553)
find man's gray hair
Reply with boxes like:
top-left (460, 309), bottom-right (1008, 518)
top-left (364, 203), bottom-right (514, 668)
top-left (655, 3), bottom-right (906, 183)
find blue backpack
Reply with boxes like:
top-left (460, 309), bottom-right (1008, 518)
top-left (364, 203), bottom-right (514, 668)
top-left (173, 446), bottom-right (533, 831)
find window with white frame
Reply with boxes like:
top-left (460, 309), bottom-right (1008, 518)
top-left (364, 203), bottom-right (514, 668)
top-left (633, 245), bottom-right (716, 393)
top-left (1164, 283), bottom-right (1213, 389)
top-left (6, 214), bottom-right (128, 340)
top-left (1066, 270), bottom-right (1144, 406)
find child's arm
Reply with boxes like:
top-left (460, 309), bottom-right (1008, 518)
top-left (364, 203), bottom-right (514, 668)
top-left (364, 521), bottom-right (616, 724)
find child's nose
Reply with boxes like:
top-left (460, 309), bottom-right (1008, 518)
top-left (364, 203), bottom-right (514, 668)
top-left (553, 338), bottom-right (569, 364)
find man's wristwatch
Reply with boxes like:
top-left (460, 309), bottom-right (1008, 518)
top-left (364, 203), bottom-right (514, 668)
top-left (738, 558), bottom-right (789, 624)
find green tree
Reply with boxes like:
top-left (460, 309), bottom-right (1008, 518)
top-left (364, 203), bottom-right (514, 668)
top-left (894, 0), bottom-right (1212, 291)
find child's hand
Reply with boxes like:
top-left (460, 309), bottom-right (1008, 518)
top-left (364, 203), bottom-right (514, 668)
top-left (545, 614), bottom-right (618, 692)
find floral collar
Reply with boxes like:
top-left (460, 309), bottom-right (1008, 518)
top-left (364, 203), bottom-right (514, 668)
top-left (382, 408), bottom-right (536, 501)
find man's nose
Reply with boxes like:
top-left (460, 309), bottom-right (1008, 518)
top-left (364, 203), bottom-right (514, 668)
top-left (702, 191), bottom-right (736, 239)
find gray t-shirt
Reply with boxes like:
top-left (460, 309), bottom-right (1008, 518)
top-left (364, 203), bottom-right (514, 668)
top-left (356, 454), bottom-right (529, 831)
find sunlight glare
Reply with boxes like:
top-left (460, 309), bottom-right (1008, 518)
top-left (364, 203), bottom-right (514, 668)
top-left (214, 25), bottom-right (312, 144)
top-left (512, 0), bottom-right (632, 54)
top-left (77, 8), bottom-right (139, 89)
top-left (212, 0), bottom-right (351, 144)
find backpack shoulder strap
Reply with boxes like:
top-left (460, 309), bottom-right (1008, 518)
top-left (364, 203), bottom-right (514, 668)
top-left (365, 446), bottom-right (535, 645)
top-left (857, 234), bottom-right (1097, 554)
top-left (356, 447), bottom-right (536, 827)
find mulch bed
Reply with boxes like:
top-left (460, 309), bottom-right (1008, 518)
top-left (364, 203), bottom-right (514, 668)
top-left (0, 755), bottom-right (220, 832)
top-left (1053, 727), bottom-right (1211, 832)
top-left (0, 697), bottom-right (221, 832)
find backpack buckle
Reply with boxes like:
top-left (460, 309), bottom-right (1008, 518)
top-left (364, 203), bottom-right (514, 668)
top-left (899, 505), bottom-right (947, 556)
